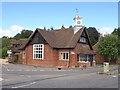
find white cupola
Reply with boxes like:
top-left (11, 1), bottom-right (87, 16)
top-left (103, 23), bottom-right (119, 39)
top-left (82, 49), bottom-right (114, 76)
top-left (73, 9), bottom-right (83, 34)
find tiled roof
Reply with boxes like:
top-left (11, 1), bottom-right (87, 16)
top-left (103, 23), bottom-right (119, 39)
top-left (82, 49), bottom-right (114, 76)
top-left (77, 43), bottom-right (94, 54)
top-left (10, 39), bottom-right (27, 53)
top-left (38, 27), bottom-right (84, 48)
top-left (20, 26), bottom-right (93, 50)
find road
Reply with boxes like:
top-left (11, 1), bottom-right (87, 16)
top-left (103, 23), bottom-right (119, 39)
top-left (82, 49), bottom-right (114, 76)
top-left (1, 62), bottom-right (119, 88)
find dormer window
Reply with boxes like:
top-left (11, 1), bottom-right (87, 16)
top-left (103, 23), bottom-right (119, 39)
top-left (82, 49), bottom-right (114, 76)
top-left (80, 37), bottom-right (86, 43)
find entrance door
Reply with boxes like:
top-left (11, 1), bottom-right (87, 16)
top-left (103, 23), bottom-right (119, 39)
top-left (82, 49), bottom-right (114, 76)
top-left (88, 55), bottom-right (93, 66)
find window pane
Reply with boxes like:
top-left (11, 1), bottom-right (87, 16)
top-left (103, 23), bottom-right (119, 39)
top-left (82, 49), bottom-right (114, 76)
top-left (59, 52), bottom-right (69, 60)
top-left (78, 54), bottom-right (87, 62)
top-left (66, 53), bottom-right (68, 59)
top-left (63, 53), bottom-right (65, 59)
top-left (33, 44), bottom-right (44, 59)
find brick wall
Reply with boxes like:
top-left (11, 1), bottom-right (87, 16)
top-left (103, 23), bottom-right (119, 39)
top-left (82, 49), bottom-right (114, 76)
top-left (19, 43), bottom-right (95, 68)
top-left (21, 44), bottom-right (58, 67)
top-left (95, 54), bottom-right (105, 63)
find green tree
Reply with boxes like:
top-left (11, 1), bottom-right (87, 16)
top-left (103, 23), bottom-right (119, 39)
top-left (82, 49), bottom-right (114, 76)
top-left (62, 25), bottom-right (65, 28)
top-left (69, 25), bottom-right (73, 28)
top-left (2, 47), bottom-right (8, 58)
top-left (87, 27), bottom-right (99, 46)
top-left (2, 37), bottom-right (10, 49)
top-left (112, 28), bottom-right (120, 35)
top-left (0, 48), bottom-right (2, 58)
top-left (13, 29), bottom-right (33, 40)
top-left (14, 33), bottom-right (21, 40)
top-left (44, 27), bottom-right (46, 30)
top-left (0, 37), bottom-right (10, 58)
top-left (20, 29), bottom-right (33, 38)
top-left (98, 34), bottom-right (118, 62)
top-left (111, 27), bottom-right (120, 57)
top-left (50, 27), bottom-right (54, 30)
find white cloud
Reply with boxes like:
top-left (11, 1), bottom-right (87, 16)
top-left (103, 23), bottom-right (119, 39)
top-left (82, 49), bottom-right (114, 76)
top-left (37, 26), bottom-right (44, 29)
top-left (10, 25), bottom-right (24, 32)
top-left (0, 25), bottom-right (31, 38)
top-left (98, 27), bottom-right (114, 35)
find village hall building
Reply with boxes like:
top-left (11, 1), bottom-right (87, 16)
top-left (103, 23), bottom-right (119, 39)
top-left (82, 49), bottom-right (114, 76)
top-left (18, 14), bottom-right (96, 68)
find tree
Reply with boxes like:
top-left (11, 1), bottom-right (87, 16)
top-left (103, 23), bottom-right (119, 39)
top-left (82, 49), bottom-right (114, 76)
top-left (50, 27), bottom-right (54, 30)
top-left (0, 37), bottom-right (10, 58)
top-left (62, 25), bottom-right (65, 28)
top-left (69, 25), bottom-right (73, 28)
top-left (87, 27), bottom-right (99, 46)
top-left (20, 29), bottom-right (33, 38)
top-left (2, 47), bottom-right (8, 58)
top-left (111, 27), bottom-right (120, 57)
top-left (14, 33), bottom-right (21, 40)
top-left (44, 27), bottom-right (46, 30)
top-left (112, 27), bottom-right (120, 35)
top-left (13, 29), bottom-right (33, 40)
top-left (47, 29), bottom-right (50, 31)
top-left (98, 34), bottom-right (118, 62)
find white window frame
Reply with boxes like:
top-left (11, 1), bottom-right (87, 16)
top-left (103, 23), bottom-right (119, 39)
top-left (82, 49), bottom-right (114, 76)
top-left (59, 52), bottom-right (69, 60)
top-left (78, 54), bottom-right (88, 62)
top-left (22, 51), bottom-right (25, 59)
top-left (80, 37), bottom-right (86, 43)
top-left (33, 44), bottom-right (44, 60)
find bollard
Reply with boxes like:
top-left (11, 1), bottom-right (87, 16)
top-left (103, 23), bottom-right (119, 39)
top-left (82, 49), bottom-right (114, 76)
top-left (104, 62), bottom-right (109, 73)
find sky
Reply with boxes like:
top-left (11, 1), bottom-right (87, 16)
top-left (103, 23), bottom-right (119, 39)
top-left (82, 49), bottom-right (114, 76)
top-left (0, 2), bottom-right (118, 37)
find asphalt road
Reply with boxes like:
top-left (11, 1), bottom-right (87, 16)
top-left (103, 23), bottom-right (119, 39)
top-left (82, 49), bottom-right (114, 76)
top-left (1, 63), bottom-right (119, 88)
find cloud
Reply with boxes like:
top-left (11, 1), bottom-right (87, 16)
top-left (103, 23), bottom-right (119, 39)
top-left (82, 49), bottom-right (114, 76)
top-left (0, 25), bottom-right (31, 38)
top-left (98, 27), bottom-right (114, 35)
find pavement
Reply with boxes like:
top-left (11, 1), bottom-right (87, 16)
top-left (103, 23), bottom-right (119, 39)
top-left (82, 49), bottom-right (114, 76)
top-left (0, 58), bottom-right (9, 64)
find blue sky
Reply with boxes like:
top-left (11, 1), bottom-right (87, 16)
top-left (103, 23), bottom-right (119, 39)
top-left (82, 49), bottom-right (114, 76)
top-left (1, 2), bottom-right (118, 37)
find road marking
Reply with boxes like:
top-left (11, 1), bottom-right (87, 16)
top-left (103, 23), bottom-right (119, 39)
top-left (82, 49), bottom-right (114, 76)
top-left (27, 75), bottom-right (31, 78)
top-left (32, 70), bottom-right (37, 71)
top-left (0, 78), bottom-right (3, 81)
top-left (25, 69), bottom-right (30, 71)
top-left (112, 75), bottom-right (117, 78)
top-left (40, 70), bottom-right (44, 71)
top-left (2, 65), bottom-right (10, 71)
top-left (11, 82), bottom-right (36, 88)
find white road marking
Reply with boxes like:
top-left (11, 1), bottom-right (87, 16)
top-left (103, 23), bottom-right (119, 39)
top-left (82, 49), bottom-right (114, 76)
top-left (27, 75), bottom-right (31, 78)
top-left (0, 78), bottom-right (3, 81)
top-left (2, 65), bottom-right (10, 71)
top-left (25, 69), bottom-right (30, 71)
top-left (32, 70), bottom-right (37, 71)
top-left (40, 70), bottom-right (44, 71)
top-left (112, 75), bottom-right (117, 78)
top-left (11, 82), bottom-right (36, 88)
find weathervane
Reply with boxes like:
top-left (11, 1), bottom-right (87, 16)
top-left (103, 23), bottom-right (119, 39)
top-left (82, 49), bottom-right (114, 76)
top-left (76, 8), bottom-right (79, 15)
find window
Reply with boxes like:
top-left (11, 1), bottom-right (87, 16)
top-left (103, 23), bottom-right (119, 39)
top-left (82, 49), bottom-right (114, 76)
top-left (77, 54), bottom-right (87, 62)
top-left (77, 54), bottom-right (93, 62)
top-left (80, 37), bottom-right (86, 43)
top-left (33, 44), bottom-right (44, 60)
top-left (22, 51), bottom-right (25, 59)
top-left (59, 52), bottom-right (69, 60)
